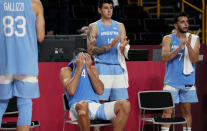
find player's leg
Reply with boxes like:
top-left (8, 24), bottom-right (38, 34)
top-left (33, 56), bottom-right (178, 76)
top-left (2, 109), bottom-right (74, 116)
top-left (75, 101), bottom-right (90, 131)
top-left (180, 103), bottom-right (192, 131)
top-left (162, 84), bottom-right (180, 131)
top-left (180, 85), bottom-right (198, 131)
top-left (0, 75), bottom-right (13, 127)
top-left (94, 100), bottom-right (130, 131)
top-left (112, 100), bottom-right (130, 131)
top-left (16, 97), bottom-right (32, 131)
top-left (14, 75), bottom-right (39, 131)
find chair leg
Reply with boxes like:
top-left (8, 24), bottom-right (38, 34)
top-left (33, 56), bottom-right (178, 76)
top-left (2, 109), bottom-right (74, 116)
top-left (139, 111), bottom-right (141, 131)
top-left (157, 124), bottom-right (159, 131)
top-left (63, 112), bottom-right (67, 131)
top-left (141, 119), bottom-right (145, 131)
top-left (141, 110), bottom-right (145, 131)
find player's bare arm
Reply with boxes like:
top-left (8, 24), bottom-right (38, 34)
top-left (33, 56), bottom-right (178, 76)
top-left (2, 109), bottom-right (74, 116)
top-left (32, 0), bottom-right (45, 43)
top-left (118, 22), bottom-right (130, 54)
top-left (60, 53), bottom-right (85, 95)
top-left (87, 23), bottom-right (120, 55)
top-left (162, 35), bottom-right (184, 62)
top-left (186, 35), bottom-right (200, 63)
top-left (85, 54), bottom-right (104, 95)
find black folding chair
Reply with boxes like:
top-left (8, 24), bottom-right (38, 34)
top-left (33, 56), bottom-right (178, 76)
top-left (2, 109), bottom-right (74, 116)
top-left (62, 94), bottom-right (112, 131)
top-left (138, 91), bottom-right (187, 131)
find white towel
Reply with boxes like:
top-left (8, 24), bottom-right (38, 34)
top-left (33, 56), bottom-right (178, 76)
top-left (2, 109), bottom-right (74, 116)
top-left (117, 43), bottom-right (130, 87)
top-left (183, 33), bottom-right (198, 75)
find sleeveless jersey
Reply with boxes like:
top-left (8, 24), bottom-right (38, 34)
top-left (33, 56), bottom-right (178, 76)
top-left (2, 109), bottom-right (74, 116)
top-left (0, 0), bottom-right (38, 75)
top-left (95, 20), bottom-right (120, 65)
top-left (66, 57), bottom-right (99, 107)
top-left (164, 33), bottom-right (195, 88)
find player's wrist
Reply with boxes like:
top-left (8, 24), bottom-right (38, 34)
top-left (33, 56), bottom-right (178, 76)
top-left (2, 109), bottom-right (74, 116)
top-left (76, 66), bottom-right (83, 73)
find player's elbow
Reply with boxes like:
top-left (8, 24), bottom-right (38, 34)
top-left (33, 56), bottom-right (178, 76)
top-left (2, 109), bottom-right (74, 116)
top-left (96, 84), bottom-right (104, 95)
top-left (66, 87), bottom-right (76, 96)
top-left (162, 55), bottom-right (168, 62)
top-left (97, 89), bottom-right (104, 95)
top-left (37, 34), bottom-right (45, 43)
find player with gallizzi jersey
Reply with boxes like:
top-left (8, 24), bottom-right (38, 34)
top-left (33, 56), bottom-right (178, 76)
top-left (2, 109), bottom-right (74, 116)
top-left (0, 0), bottom-right (45, 130)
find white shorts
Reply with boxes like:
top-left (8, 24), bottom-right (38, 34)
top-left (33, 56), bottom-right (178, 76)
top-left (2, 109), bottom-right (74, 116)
top-left (0, 75), bottom-right (39, 99)
top-left (70, 100), bottom-right (116, 121)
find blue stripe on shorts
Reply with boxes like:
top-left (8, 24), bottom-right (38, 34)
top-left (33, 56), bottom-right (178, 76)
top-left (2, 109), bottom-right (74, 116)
top-left (95, 63), bottom-right (124, 75)
top-left (98, 88), bottom-right (128, 100)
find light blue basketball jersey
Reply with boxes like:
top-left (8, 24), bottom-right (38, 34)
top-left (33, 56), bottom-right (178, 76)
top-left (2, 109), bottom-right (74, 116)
top-left (164, 33), bottom-right (195, 88)
top-left (95, 20), bottom-right (121, 65)
top-left (66, 57), bottom-right (99, 107)
top-left (0, 0), bottom-right (38, 75)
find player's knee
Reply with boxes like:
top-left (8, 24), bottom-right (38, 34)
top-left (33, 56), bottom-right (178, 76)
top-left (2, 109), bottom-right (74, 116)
top-left (75, 101), bottom-right (89, 117)
top-left (17, 97), bottom-right (32, 109)
top-left (116, 100), bottom-right (131, 115)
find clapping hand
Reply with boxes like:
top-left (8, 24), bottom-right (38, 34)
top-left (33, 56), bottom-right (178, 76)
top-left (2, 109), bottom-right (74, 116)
top-left (120, 36), bottom-right (130, 53)
top-left (108, 35), bottom-right (120, 49)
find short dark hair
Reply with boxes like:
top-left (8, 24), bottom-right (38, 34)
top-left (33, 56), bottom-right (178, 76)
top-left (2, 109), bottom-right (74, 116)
top-left (74, 48), bottom-right (87, 56)
top-left (174, 12), bottom-right (188, 24)
top-left (98, 0), bottom-right (113, 8)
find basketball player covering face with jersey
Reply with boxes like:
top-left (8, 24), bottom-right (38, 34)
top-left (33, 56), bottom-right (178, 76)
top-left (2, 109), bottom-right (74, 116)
top-left (0, 0), bottom-right (45, 130)
top-left (87, 0), bottom-right (130, 103)
top-left (60, 52), bottom-right (130, 131)
top-left (161, 13), bottom-right (200, 131)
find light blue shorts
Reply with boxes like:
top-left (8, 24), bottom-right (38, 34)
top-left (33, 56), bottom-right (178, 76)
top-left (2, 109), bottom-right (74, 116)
top-left (0, 75), bottom-right (39, 99)
top-left (69, 100), bottom-right (116, 121)
top-left (163, 84), bottom-right (198, 104)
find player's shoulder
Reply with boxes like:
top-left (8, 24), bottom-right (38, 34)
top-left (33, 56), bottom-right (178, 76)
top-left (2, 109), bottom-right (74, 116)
top-left (89, 22), bottom-right (96, 27)
top-left (116, 21), bottom-right (124, 25)
top-left (60, 67), bottom-right (72, 73)
top-left (116, 21), bottom-right (125, 29)
top-left (31, 0), bottom-right (42, 7)
top-left (163, 34), bottom-right (172, 40)
top-left (88, 22), bottom-right (97, 30)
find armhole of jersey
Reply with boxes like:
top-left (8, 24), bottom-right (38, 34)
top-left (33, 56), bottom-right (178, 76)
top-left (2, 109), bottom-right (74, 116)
top-left (95, 22), bottom-right (99, 37)
top-left (169, 34), bottom-right (173, 48)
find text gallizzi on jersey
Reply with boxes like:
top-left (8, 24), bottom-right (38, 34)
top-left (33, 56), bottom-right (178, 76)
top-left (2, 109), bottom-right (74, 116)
top-left (3, 2), bottom-right (24, 12)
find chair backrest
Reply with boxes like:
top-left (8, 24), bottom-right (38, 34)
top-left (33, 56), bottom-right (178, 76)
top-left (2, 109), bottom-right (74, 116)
top-left (138, 91), bottom-right (174, 110)
top-left (62, 94), bottom-right (70, 112)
